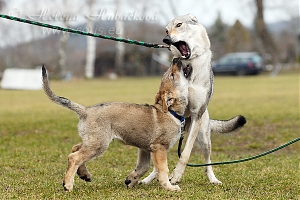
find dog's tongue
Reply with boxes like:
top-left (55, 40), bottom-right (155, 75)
top-left (179, 43), bottom-right (188, 57)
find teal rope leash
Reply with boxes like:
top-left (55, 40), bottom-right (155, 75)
top-left (0, 14), bottom-right (168, 49)
top-left (2, 14), bottom-right (299, 167)
top-left (178, 135), bottom-right (300, 167)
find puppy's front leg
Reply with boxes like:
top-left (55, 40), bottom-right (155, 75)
top-left (151, 144), bottom-right (180, 191)
top-left (125, 148), bottom-right (150, 188)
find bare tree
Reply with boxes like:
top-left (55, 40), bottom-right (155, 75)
top-left (49, 0), bottom-right (83, 78)
top-left (254, 0), bottom-right (279, 66)
top-left (0, 0), bottom-right (5, 11)
top-left (85, 0), bottom-right (96, 79)
top-left (114, 0), bottom-right (125, 76)
top-left (57, 18), bottom-right (70, 78)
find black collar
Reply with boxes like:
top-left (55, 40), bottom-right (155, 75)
top-left (168, 109), bottom-right (185, 123)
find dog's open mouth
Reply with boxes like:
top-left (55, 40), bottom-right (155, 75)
top-left (173, 41), bottom-right (191, 59)
top-left (183, 65), bottom-right (192, 78)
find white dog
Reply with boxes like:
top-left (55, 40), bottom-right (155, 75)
top-left (141, 14), bottom-right (246, 185)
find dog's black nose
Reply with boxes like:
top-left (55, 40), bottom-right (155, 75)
top-left (163, 35), bottom-right (172, 45)
top-left (124, 177), bottom-right (131, 185)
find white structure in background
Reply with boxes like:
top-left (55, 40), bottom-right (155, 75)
top-left (1, 67), bottom-right (42, 90)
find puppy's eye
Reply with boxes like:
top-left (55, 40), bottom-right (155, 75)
top-left (167, 98), bottom-right (173, 104)
top-left (170, 73), bottom-right (174, 79)
top-left (176, 23), bottom-right (182, 27)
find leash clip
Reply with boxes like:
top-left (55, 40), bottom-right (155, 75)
top-left (180, 119), bottom-right (185, 134)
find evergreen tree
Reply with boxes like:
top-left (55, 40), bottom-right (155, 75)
top-left (209, 12), bottom-right (228, 60)
top-left (226, 20), bottom-right (251, 53)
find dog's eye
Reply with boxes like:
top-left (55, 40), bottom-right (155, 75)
top-left (176, 23), bottom-right (182, 28)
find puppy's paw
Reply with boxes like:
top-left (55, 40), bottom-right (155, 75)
top-left (124, 176), bottom-right (139, 188)
top-left (62, 181), bottom-right (73, 191)
top-left (79, 174), bottom-right (92, 182)
top-left (169, 184), bottom-right (181, 191)
top-left (163, 184), bottom-right (181, 192)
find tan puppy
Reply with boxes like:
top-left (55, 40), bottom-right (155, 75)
top-left (42, 58), bottom-right (188, 191)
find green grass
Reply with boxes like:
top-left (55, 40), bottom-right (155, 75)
top-left (0, 72), bottom-right (299, 199)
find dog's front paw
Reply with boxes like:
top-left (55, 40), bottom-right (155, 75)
top-left (169, 167), bottom-right (184, 185)
top-left (139, 175), bottom-right (157, 185)
top-left (210, 179), bottom-right (222, 184)
top-left (138, 178), bottom-right (156, 185)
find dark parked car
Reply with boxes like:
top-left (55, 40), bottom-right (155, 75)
top-left (212, 52), bottom-right (263, 75)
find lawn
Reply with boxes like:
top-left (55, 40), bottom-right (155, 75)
top-left (0, 72), bottom-right (299, 199)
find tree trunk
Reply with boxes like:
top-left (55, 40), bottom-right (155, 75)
top-left (85, 0), bottom-right (96, 79)
top-left (254, 0), bottom-right (279, 66)
top-left (115, 0), bottom-right (124, 76)
top-left (57, 19), bottom-right (69, 79)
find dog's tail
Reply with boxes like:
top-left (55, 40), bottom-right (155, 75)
top-left (210, 115), bottom-right (246, 134)
top-left (42, 66), bottom-right (86, 118)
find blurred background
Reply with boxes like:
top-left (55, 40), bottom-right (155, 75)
top-left (0, 0), bottom-right (298, 79)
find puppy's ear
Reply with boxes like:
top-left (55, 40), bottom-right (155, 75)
top-left (155, 92), bottom-right (160, 104)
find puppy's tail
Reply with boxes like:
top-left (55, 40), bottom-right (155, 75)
top-left (210, 115), bottom-right (246, 134)
top-left (42, 66), bottom-right (86, 118)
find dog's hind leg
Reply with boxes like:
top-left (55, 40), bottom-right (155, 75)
top-left (63, 143), bottom-right (109, 191)
top-left (125, 148), bottom-right (150, 188)
top-left (169, 114), bottom-right (203, 185)
top-left (71, 143), bottom-right (92, 182)
top-left (196, 115), bottom-right (222, 184)
top-left (151, 144), bottom-right (180, 191)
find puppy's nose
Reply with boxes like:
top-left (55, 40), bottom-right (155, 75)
top-left (163, 35), bottom-right (172, 45)
top-left (173, 58), bottom-right (181, 65)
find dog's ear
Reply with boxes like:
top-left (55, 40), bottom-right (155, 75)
top-left (162, 92), bottom-right (175, 113)
top-left (156, 86), bottom-right (170, 113)
top-left (161, 92), bottom-right (168, 113)
top-left (188, 13), bottom-right (198, 24)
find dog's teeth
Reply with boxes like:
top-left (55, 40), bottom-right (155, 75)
top-left (181, 56), bottom-right (186, 59)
